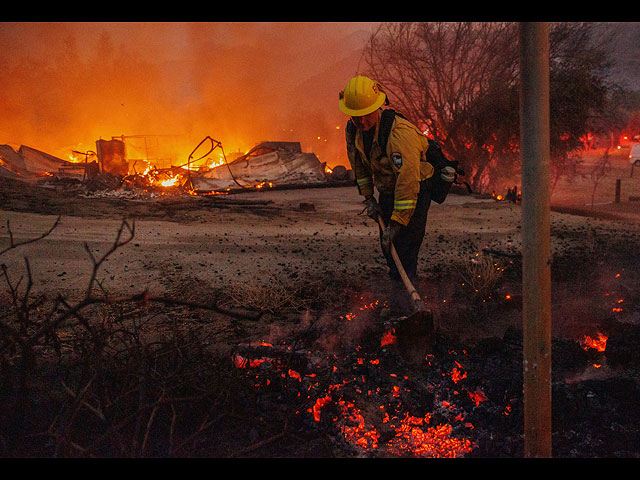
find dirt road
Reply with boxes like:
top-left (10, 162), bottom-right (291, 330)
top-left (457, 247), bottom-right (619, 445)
top-left (0, 180), bottom-right (499, 299)
top-left (2, 176), bottom-right (639, 344)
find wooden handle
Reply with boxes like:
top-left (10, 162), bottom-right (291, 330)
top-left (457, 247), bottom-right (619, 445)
top-left (377, 215), bottom-right (421, 304)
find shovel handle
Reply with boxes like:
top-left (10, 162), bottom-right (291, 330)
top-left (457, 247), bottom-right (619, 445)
top-left (377, 215), bottom-right (422, 306)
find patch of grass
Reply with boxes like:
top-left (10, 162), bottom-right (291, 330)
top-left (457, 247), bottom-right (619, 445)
top-left (222, 271), bottom-right (360, 314)
top-left (454, 254), bottom-right (506, 301)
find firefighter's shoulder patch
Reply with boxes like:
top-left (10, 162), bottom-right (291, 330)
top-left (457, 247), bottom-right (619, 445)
top-left (391, 152), bottom-right (403, 167)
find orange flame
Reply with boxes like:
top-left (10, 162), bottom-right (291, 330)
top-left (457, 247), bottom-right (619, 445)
top-left (159, 175), bottom-right (181, 187)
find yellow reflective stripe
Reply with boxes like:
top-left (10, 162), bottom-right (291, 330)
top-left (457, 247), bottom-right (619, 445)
top-left (394, 200), bottom-right (416, 210)
top-left (356, 177), bottom-right (372, 186)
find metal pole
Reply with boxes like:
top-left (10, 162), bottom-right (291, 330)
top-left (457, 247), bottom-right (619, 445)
top-left (519, 22), bottom-right (552, 458)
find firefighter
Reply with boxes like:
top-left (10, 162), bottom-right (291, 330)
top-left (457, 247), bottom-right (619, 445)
top-left (339, 75), bottom-right (434, 310)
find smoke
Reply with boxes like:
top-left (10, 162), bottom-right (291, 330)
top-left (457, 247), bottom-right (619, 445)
top-left (0, 22), bottom-right (375, 166)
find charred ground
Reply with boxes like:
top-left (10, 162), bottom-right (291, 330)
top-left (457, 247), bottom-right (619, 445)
top-left (1, 176), bottom-right (639, 457)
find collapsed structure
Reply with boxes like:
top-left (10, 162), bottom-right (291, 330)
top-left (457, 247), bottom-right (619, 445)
top-left (191, 141), bottom-right (338, 191)
top-left (0, 137), bottom-right (352, 195)
top-left (0, 144), bottom-right (88, 181)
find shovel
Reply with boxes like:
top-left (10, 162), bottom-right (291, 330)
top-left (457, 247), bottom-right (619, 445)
top-left (377, 215), bottom-right (437, 361)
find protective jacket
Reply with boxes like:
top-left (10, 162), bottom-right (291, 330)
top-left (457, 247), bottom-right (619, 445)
top-left (345, 110), bottom-right (434, 226)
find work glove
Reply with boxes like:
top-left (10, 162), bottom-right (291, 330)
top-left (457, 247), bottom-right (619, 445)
top-left (363, 196), bottom-right (382, 221)
top-left (440, 166), bottom-right (456, 183)
top-left (381, 220), bottom-right (403, 257)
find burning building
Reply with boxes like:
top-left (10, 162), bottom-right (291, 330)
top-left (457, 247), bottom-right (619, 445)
top-left (0, 134), bottom-right (347, 197)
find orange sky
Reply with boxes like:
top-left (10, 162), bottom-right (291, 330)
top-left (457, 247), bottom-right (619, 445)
top-left (0, 22), bottom-right (378, 168)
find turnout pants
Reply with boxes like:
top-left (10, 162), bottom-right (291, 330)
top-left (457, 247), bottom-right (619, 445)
top-left (378, 180), bottom-right (431, 286)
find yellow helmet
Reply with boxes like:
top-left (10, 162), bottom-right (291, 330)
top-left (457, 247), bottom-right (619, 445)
top-left (339, 75), bottom-right (386, 116)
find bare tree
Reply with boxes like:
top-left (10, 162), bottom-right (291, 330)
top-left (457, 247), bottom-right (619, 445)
top-left (589, 147), bottom-right (611, 208)
top-left (362, 22), bottom-right (519, 190)
top-left (362, 22), bottom-right (618, 192)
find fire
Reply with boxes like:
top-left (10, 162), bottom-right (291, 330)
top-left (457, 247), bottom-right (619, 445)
top-left (159, 175), bottom-right (180, 187)
top-left (582, 332), bottom-right (608, 352)
top-left (208, 154), bottom-right (225, 169)
top-left (57, 137), bottom-right (297, 196)
top-left (67, 150), bottom-right (95, 163)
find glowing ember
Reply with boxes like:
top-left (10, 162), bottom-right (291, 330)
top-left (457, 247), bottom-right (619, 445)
top-left (450, 363), bottom-right (467, 384)
top-left (468, 389), bottom-right (488, 407)
top-left (582, 332), bottom-right (608, 352)
top-left (341, 298), bottom-right (388, 322)
top-left (338, 400), bottom-right (380, 450)
top-left (232, 353), bottom-right (266, 369)
top-left (320, 399), bottom-right (472, 457)
top-left (386, 419), bottom-right (472, 458)
top-left (312, 395), bottom-right (333, 422)
top-left (612, 298), bottom-right (624, 313)
top-left (381, 329), bottom-right (396, 346)
top-left (232, 297), bottom-right (476, 457)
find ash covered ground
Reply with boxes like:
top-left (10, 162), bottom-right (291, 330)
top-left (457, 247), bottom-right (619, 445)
top-left (1, 175), bottom-right (640, 458)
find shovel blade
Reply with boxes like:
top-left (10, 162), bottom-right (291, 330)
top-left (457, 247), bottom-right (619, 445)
top-left (394, 309), bottom-right (437, 364)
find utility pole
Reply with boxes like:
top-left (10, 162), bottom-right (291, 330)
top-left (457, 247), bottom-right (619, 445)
top-left (519, 22), bottom-right (552, 458)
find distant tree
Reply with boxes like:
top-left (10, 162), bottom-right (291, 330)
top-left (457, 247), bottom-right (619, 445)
top-left (361, 22), bottom-right (619, 192)
top-left (617, 90), bottom-right (640, 136)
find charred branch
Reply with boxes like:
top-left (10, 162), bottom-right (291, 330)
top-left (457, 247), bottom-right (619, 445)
top-left (0, 215), bottom-right (61, 257)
